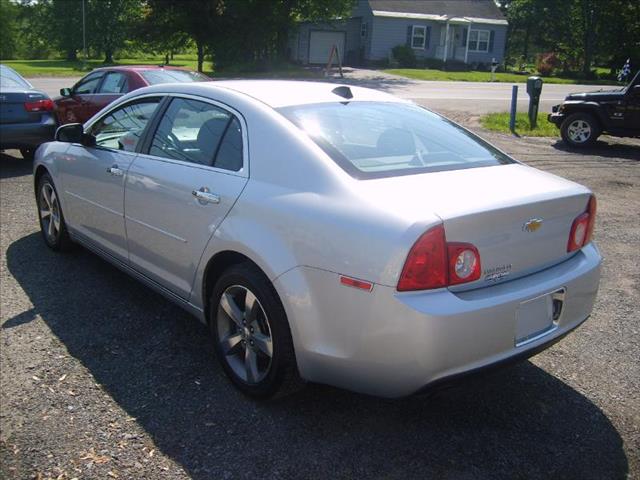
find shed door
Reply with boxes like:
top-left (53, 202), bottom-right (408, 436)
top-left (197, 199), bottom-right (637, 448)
top-left (309, 31), bottom-right (345, 64)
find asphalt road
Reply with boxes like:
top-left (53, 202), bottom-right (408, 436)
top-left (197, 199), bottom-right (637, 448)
top-left (28, 70), bottom-right (617, 114)
top-left (1, 126), bottom-right (638, 478)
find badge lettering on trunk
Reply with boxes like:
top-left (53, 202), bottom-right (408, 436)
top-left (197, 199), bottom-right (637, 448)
top-left (523, 218), bottom-right (543, 233)
top-left (484, 264), bottom-right (512, 283)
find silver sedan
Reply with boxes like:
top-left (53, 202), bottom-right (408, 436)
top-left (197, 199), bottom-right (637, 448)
top-left (33, 81), bottom-right (601, 398)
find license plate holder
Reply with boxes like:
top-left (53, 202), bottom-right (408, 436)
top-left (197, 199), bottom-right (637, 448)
top-left (515, 289), bottom-right (564, 346)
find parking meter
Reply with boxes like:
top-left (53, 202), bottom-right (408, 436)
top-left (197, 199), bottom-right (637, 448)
top-left (526, 76), bottom-right (543, 128)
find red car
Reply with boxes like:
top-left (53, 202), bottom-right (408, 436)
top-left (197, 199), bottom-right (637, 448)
top-left (54, 65), bottom-right (210, 125)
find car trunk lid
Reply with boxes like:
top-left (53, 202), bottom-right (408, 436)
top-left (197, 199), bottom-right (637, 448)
top-left (0, 90), bottom-right (48, 124)
top-left (355, 164), bottom-right (592, 289)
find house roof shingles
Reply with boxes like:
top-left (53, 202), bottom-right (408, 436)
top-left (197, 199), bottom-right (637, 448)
top-left (368, 0), bottom-right (506, 21)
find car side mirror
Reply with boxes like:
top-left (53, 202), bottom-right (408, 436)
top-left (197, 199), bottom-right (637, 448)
top-left (632, 85), bottom-right (640, 96)
top-left (55, 123), bottom-right (96, 147)
top-left (60, 87), bottom-right (72, 97)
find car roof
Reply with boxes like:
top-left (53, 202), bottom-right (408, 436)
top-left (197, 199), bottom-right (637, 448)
top-left (91, 65), bottom-right (195, 73)
top-left (203, 80), bottom-right (405, 108)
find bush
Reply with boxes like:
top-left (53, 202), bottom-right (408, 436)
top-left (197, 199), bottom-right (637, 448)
top-left (391, 45), bottom-right (416, 68)
top-left (536, 52), bottom-right (561, 76)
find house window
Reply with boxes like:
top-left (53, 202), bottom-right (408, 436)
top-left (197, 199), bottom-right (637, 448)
top-left (361, 22), bottom-right (368, 38)
top-left (411, 25), bottom-right (427, 49)
top-left (468, 29), bottom-right (490, 52)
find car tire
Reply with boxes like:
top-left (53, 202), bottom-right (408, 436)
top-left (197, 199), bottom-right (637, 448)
top-left (36, 173), bottom-right (74, 251)
top-left (560, 113), bottom-right (601, 147)
top-left (20, 148), bottom-right (35, 161)
top-left (209, 262), bottom-right (302, 399)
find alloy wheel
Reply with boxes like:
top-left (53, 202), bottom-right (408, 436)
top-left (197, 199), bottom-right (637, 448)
top-left (216, 285), bottom-right (273, 384)
top-left (39, 182), bottom-right (61, 243)
top-left (567, 120), bottom-right (592, 143)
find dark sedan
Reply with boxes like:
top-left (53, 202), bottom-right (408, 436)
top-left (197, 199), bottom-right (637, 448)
top-left (54, 65), bottom-right (210, 125)
top-left (0, 65), bottom-right (57, 160)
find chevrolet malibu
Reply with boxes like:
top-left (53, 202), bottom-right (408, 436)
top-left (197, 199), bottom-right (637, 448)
top-left (33, 81), bottom-right (601, 398)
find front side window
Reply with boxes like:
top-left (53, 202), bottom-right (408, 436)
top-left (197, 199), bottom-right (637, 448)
top-left (74, 73), bottom-right (104, 94)
top-left (90, 99), bottom-right (161, 151)
top-left (99, 72), bottom-right (128, 94)
top-left (279, 102), bottom-right (514, 179)
top-left (468, 30), bottom-right (490, 52)
top-left (412, 25), bottom-right (426, 49)
top-left (149, 97), bottom-right (243, 171)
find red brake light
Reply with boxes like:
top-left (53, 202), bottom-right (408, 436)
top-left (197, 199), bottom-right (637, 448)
top-left (567, 195), bottom-right (597, 252)
top-left (24, 99), bottom-right (54, 112)
top-left (397, 224), bottom-right (447, 291)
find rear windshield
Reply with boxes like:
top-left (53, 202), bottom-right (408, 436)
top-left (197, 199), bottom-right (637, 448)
top-left (140, 70), bottom-right (210, 85)
top-left (278, 102), bottom-right (514, 179)
top-left (0, 66), bottom-right (31, 89)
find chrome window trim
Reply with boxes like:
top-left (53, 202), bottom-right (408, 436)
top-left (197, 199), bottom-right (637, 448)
top-left (84, 92), bottom-right (249, 177)
top-left (138, 92), bottom-right (249, 178)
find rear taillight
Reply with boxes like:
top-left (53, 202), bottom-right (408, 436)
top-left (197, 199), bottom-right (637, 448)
top-left (567, 195), bottom-right (596, 252)
top-left (397, 224), bottom-right (447, 291)
top-left (397, 224), bottom-right (481, 291)
top-left (24, 99), bottom-right (54, 112)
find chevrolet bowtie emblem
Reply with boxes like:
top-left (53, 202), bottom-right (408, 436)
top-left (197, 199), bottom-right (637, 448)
top-left (523, 218), bottom-right (543, 233)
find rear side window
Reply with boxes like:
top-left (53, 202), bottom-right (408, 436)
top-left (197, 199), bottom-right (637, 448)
top-left (140, 70), bottom-right (209, 85)
top-left (278, 102), bottom-right (514, 179)
top-left (74, 72), bottom-right (104, 94)
top-left (99, 72), bottom-right (128, 94)
top-left (148, 97), bottom-right (242, 171)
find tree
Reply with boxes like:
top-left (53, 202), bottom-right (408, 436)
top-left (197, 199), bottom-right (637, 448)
top-left (145, 0), bottom-right (224, 72)
top-left (0, 0), bottom-right (19, 59)
top-left (88, 0), bottom-right (143, 63)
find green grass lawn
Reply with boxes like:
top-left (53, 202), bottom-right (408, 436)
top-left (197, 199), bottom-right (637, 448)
top-left (385, 68), bottom-right (620, 85)
top-left (3, 54), bottom-right (207, 76)
top-left (480, 112), bottom-right (559, 137)
top-left (2, 55), bottom-right (320, 79)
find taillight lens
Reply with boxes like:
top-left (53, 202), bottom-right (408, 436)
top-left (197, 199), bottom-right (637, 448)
top-left (24, 99), bottom-right (54, 112)
top-left (397, 224), bottom-right (481, 291)
top-left (448, 243), bottom-right (481, 285)
top-left (397, 224), bottom-right (447, 291)
top-left (567, 195), bottom-right (597, 252)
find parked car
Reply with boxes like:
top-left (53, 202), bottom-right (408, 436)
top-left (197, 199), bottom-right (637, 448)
top-left (548, 69), bottom-right (640, 147)
top-left (34, 81), bottom-right (601, 398)
top-left (54, 65), bottom-right (210, 125)
top-left (0, 64), bottom-right (56, 160)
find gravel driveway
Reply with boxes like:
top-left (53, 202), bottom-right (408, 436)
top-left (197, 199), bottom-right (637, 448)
top-left (1, 126), bottom-right (638, 479)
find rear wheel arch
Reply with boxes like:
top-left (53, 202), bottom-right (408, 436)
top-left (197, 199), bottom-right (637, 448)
top-left (202, 251), bottom-right (271, 322)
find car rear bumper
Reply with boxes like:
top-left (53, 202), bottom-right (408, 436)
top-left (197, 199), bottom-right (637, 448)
top-left (0, 114), bottom-right (56, 149)
top-left (275, 243), bottom-right (602, 398)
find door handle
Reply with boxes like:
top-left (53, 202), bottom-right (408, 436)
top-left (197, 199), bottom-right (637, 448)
top-left (192, 187), bottom-right (220, 204)
top-left (106, 165), bottom-right (124, 177)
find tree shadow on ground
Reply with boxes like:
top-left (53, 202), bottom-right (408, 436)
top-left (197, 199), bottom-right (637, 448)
top-left (5, 233), bottom-right (629, 480)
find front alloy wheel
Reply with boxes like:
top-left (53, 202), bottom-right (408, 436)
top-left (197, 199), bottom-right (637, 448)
top-left (561, 113), bottom-right (600, 147)
top-left (37, 173), bottom-right (73, 251)
top-left (40, 182), bottom-right (61, 243)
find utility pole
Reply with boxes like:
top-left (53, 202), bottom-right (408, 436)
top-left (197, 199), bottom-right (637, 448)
top-left (82, 0), bottom-right (87, 61)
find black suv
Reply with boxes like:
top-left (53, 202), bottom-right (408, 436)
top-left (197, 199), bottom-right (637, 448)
top-left (548, 70), bottom-right (640, 147)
